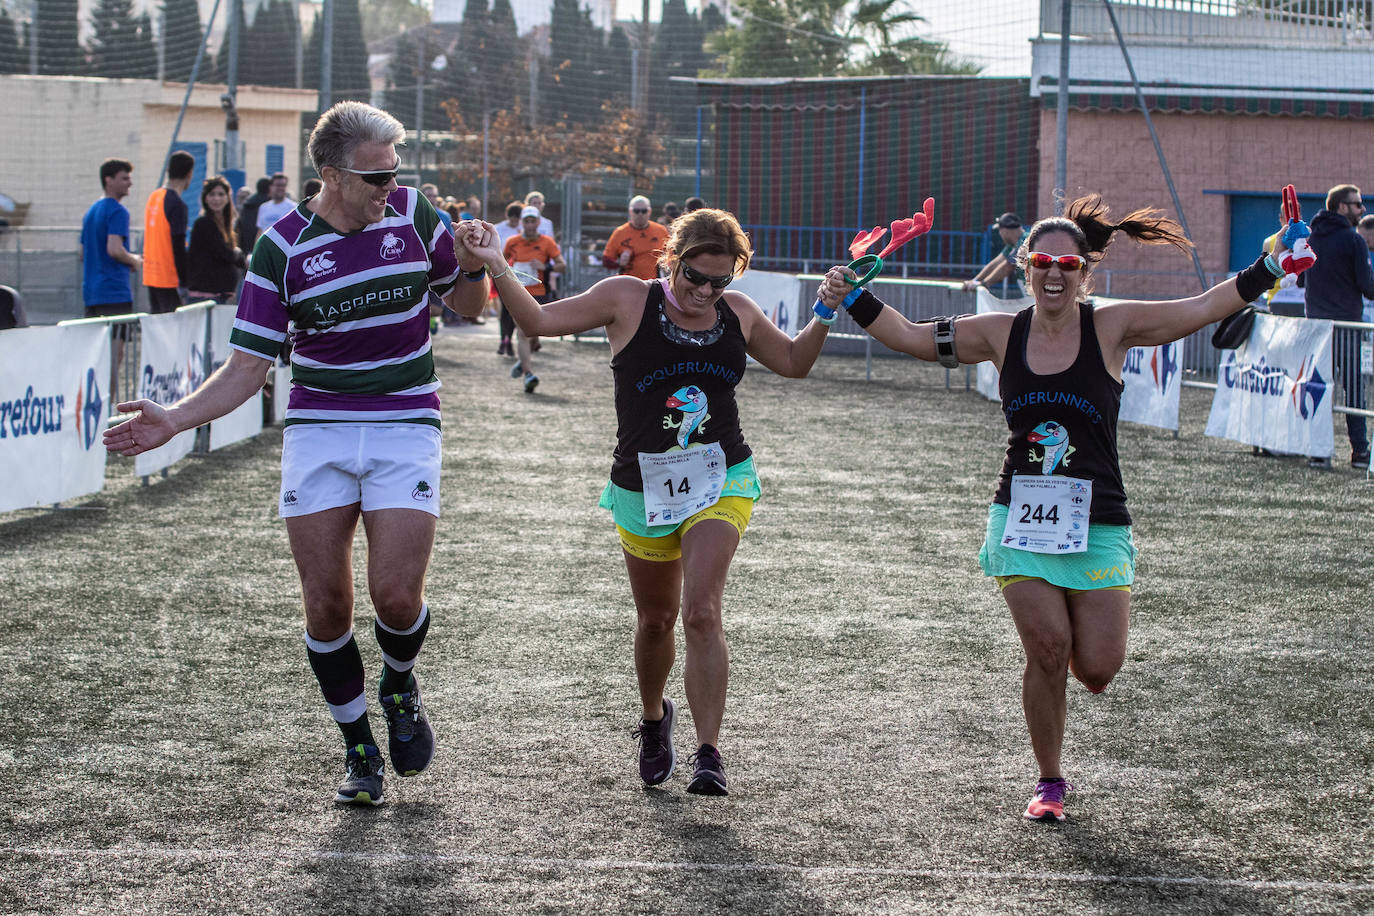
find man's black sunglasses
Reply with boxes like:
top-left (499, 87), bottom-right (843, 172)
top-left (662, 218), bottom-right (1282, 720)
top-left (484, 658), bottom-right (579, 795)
top-left (680, 264), bottom-right (733, 289)
top-left (337, 165), bottom-right (398, 187)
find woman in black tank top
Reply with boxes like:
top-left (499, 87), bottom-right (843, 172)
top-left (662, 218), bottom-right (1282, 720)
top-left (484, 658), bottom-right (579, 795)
top-left (457, 208), bottom-right (835, 796)
top-left (820, 194), bottom-right (1297, 822)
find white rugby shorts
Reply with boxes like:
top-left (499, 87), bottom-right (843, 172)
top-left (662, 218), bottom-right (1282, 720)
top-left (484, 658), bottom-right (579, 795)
top-left (279, 424), bottom-right (442, 518)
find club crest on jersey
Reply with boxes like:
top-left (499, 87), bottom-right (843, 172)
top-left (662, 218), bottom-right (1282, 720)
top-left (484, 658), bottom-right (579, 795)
top-left (412, 480), bottom-right (433, 501)
top-left (663, 385), bottom-right (709, 448)
top-left (380, 232), bottom-right (405, 260)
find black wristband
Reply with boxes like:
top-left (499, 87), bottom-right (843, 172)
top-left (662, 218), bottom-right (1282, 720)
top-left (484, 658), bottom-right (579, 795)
top-left (845, 289), bottom-right (885, 328)
top-left (1234, 254), bottom-right (1277, 303)
top-left (461, 267), bottom-right (486, 281)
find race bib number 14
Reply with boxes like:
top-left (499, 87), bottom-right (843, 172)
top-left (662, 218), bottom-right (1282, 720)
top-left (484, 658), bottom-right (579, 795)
top-left (638, 444), bottom-right (727, 527)
top-left (1002, 475), bottom-right (1091, 554)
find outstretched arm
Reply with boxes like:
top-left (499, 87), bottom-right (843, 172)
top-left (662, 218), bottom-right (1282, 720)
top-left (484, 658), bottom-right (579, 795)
top-left (456, 220), bottom-right (628, 337)
top-left (734, 289), bottom-right (830, 378)
top-left (818, 267), bottom-right (1012, 367)
top-left (103, 349), bottom-right (272, 456)
top-left (1102, 233), bottom-right (1294, 354)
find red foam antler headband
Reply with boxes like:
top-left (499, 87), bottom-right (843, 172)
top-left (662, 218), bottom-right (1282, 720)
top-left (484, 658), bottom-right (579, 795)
top-left (878, 198), bottom-right (935, 258)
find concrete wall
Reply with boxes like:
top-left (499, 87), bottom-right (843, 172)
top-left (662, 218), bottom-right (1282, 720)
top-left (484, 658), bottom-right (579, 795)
top-left (1037, 107), bottom-right (1374, 298)
top-left (0, 75), bottom-right (316, 229)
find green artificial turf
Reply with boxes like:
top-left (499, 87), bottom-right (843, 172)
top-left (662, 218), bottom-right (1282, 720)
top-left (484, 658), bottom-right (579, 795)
top-left (1, 327), bottom-right (1370, 914)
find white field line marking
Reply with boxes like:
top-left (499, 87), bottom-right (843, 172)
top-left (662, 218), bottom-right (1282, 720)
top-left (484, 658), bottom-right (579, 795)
top-left (3, 847), bottom-right (1372, 893)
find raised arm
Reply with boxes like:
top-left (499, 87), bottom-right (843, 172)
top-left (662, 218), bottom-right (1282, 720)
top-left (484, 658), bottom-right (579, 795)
top-left (818, 267), bottom-right (1013, 368)
top-left (458, 220), bottom-right (629, 337)
top-left (730, 289), bottom-right (830, 378)
top-left (1100, 233), bottom-right (1295, 357)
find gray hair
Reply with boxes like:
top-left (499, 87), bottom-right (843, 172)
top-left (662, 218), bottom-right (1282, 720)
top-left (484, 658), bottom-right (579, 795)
top-left (629, 195), bottom-right (650, 211)
top-left (308, 101), bottom-right (406, 173)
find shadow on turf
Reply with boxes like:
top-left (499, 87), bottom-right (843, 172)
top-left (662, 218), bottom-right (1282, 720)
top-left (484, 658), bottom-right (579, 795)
top-left (0, 437), bottom-right (276, 548)
top-left (1054, 821), bottom-right (1289, 913)
top-left (640, 793), bottom-right (838, 913)
top-left (281, 800), bottom-right (487, 913)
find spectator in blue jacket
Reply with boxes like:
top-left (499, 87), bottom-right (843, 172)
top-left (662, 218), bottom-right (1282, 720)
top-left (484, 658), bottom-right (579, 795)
top-left (1302, 184), bottom-right (1374, 468)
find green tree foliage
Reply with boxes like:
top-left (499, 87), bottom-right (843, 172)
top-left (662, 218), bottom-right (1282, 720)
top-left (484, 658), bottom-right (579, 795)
top-left (161, 0), bottom-right (204, 83)
top-left (437, 0), bottom-right (486, 121)
top-left (304, 0), bottom-right (370, 103)
top-left (361, 0), bottom-right (429, 43)
top-left (486, 0), bottom-right (523, 114)
top-left (705, 0), bottom-right (977, 78)
top-left (539, 0), bottom-right (623, 126)
top-left (0, 9), bottom-right (25, 74)
top-left (36, 0), bottom-right (82, 75)
top-left (648, 0), bottom-right (708, 123)
top-left (383, 30), bottom-right (448, 132)
top-left (385, 31), bottom-right (420, 125)
top-left (433, 0), bottom-right (525, 127)
top-left (87, 0), bottom-right (156, 78)
top-left (218, 0), bottom-right (300, 88)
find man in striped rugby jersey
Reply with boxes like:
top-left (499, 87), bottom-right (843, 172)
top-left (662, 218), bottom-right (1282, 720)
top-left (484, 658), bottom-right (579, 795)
top-left (103, 101), bottom-right (494, 806)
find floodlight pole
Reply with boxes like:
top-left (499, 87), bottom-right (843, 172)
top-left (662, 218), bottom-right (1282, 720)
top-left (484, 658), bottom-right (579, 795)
top-left (1102, 0), bottom-right (1208, 292)
top-left (28, 0), bottom-right (37, 75)
top-left (1054, 0), bottom-right (1071, 215)
top-left (160, 0), bottom-right (221, 186)
top-left (855, 86), bottom-right (867, 231)
top-left (225, 0), bottom-right (241, 173)
top-left (415, 32), bottom-right (426, 178)
top-left (320, 0), bottom-right (334, 112)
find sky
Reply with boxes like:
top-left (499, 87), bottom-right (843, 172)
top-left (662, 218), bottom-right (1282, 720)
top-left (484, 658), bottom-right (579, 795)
top-left (605, 0), bottom-right (1042, 77)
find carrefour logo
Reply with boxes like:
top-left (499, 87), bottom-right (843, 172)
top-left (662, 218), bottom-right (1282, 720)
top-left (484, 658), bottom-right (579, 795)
top-left (1289, 355), bottom-right (1327, 420)
top-left (1122, 343), bottom-right (1177, 394)
top-left (76, 368), bottom-right (102, 450)
top-left (1221, 352), bottom-right (1326, 418)
top-left (1, 367), bottom-right (102, 450)
top-left (303, 250), bottom-right (336, 279)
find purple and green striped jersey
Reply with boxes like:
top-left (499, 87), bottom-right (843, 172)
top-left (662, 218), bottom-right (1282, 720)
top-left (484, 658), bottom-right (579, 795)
top-left (230, 187), bottom-right (458, 427)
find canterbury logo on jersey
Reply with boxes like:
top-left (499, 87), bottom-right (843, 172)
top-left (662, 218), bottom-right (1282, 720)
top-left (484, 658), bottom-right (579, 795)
top-left (302, 251), bottom-right (336, 278)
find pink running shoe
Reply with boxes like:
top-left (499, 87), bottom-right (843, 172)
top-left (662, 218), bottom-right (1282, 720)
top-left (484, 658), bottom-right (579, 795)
top-left (1024, 778), bottom-right (1072, 821)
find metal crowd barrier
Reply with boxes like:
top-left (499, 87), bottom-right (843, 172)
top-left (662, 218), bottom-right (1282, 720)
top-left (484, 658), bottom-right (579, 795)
top-left (56, 301), bottom-right (259, 484)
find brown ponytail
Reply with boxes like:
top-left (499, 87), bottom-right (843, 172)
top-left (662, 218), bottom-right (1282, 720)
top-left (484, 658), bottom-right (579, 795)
top-left (1065, 194), bottom-right (1193, 259)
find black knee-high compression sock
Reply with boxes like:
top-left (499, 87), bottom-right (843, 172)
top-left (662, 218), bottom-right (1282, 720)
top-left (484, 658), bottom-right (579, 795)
top-left (375, 603), bottom-right (431, 697)
top-left (305, 628), bottom-right (376, 749)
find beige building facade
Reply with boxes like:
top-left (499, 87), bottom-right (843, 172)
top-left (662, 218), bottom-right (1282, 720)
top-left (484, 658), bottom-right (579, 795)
top-left (0, 75), bottom-right (317, 229)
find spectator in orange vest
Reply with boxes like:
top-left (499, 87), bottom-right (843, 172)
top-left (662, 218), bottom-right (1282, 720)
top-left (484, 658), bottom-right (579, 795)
top-left (142, 150), bottom-right (194, 313)
top-left (603, 195), bottom-right (668, 281)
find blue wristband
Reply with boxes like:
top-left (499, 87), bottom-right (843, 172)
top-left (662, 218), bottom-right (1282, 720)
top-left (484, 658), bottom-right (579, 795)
top-left (813, 302), bottom-right (837, 321)
top-left (1263, 254), bottom-right (1283, 278)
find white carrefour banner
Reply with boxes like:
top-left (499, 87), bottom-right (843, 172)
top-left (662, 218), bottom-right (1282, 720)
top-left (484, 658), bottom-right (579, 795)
top-left (208, 304), bottom-right (263, 450)
top-left (1205, 313), bottom-right (1334, 457)
top-left (1120, 341), bottom-right (1181, 431)
top-left (134, 306), bottom-right (208, 477)
top-left (974, 288), bottom-right (1028, 401)
top-left (0, 324), bottom-right (111, 512)
top-left (732, 270), bottom-right (807, 339)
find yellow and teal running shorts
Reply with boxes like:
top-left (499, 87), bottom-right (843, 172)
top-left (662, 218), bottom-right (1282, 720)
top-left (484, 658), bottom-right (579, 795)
top-left (977, 502), bottom-right (1135, 592)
